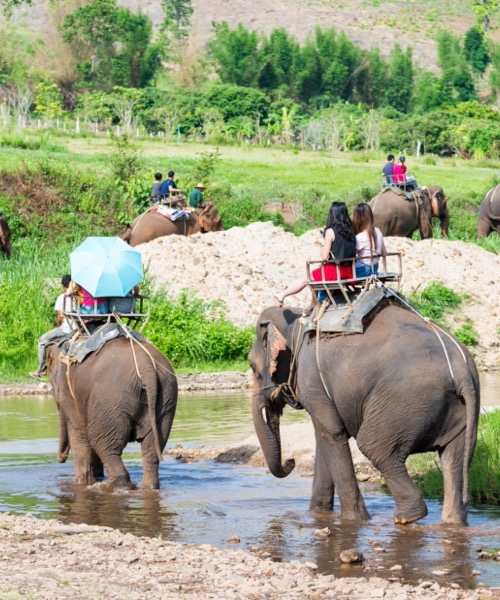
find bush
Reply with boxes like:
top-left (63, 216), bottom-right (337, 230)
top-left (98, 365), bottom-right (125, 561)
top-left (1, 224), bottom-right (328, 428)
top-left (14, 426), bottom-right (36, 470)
top-left (143, 290), bottom-right (254, 368)
top-left (407, 282), bottom-right (462, 324)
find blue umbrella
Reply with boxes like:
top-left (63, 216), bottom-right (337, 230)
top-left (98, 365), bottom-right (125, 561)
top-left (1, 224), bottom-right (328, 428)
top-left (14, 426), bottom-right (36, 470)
top-left (70, 237), bottom-right (143, 297)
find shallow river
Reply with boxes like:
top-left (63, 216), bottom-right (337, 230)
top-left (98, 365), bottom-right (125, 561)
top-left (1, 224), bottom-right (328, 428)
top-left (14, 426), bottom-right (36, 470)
top-left (0, 373), bottom-right (499, 589)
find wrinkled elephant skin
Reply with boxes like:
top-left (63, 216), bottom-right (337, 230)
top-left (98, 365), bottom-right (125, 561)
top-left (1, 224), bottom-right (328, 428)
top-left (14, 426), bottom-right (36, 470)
top-left (477, 184), bottom-right (500, 237)
top-left (123, 204), bottom-right (223, 246)
top-left (248, 304), bottom-right (479, 526)
top-left (46, 337), bottom-right (178, 489)
top-left (369, 186), bottom-right (449, 239)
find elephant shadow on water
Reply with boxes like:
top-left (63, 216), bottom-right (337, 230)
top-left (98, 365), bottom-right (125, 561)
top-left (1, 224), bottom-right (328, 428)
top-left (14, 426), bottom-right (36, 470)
top-left (46, 336), bottom-right (178, 490)
top-left (248, 303), bottom-right (480, 527)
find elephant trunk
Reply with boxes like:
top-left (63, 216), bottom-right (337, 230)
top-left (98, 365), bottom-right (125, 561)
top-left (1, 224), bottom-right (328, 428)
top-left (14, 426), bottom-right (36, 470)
top-left (252, 392), bottom-right (295, 478)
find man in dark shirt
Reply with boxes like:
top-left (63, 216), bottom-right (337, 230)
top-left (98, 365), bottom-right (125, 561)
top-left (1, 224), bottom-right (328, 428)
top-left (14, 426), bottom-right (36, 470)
top-left (159, 170), bottom-right (181, 198)
top-left (382, 154), bottom-right (395, 185)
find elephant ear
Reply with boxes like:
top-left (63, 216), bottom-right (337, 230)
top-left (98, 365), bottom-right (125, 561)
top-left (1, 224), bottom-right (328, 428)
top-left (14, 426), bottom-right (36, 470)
top-left (266, 323), bottom-right (287, 377)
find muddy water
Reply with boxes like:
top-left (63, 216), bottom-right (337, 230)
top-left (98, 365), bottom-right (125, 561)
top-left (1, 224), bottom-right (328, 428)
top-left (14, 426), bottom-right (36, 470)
top-left (0, 372), bottom-right (499, 588)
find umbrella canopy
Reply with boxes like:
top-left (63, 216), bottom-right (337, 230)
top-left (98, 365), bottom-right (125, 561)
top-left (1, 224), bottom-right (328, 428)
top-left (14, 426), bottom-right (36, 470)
top-left (70, 237), bottom-right (143, 297)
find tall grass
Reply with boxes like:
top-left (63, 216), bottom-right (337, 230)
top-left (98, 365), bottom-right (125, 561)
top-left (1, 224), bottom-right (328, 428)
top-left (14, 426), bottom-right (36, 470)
top-left (407, 411), bottom-right (500, 505)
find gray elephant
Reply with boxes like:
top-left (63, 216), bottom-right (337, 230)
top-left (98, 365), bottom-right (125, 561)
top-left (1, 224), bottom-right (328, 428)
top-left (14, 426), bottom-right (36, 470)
top-left (123, 203), bottom-right (223, 246)
top-left (0, 211), bottom-right (11, 259)
top-left (248, 302), bottom-right (479, 525)
top-left (369, 185), bottom-right (449, 238)
top-left (46, 336), bottom-right (178, 489)
top-left (477, 183), bottom-right (500, 237)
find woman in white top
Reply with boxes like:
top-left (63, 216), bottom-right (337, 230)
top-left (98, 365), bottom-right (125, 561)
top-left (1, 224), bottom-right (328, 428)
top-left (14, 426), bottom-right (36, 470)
top-left (352, 203), bottom-right (386, 277)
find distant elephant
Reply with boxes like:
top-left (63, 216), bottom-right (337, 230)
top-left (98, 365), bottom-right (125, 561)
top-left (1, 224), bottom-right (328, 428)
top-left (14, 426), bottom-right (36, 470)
top-left (248, 302), bottom-right (479, 525)
top-left (46, 336), bottom-right (178, 489)
top-left (123, 203), bottom-right (223, 246)
top-left (477, 184), bottom-right (500, 237)
top-left (0, 211), bottom-right (11, 259)
top-left (369, 185), bottom-right (449, 239)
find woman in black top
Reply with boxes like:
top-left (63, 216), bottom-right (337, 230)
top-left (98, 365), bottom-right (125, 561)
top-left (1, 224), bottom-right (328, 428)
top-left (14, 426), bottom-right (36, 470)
top-left (274, 202), bottom-right (356, 312)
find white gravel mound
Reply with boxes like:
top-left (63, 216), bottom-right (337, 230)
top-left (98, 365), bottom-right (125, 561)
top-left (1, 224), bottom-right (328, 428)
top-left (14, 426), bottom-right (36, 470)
top-left (138, 222), bottom-right (500, 370)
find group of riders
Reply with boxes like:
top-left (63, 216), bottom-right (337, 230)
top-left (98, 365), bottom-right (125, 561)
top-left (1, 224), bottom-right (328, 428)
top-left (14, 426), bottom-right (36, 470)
top-left (151, 170), bottom-right (207, 209)
top-left (381, 154), bottom-right (419, 191)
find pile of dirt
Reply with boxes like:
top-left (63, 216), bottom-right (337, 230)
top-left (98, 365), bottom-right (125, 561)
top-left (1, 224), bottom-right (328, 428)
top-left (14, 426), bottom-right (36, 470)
top-left (138, 222), bottom-right (500, 371)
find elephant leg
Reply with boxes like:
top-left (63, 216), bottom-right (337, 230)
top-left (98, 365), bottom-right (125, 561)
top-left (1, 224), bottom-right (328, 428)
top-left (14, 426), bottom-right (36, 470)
top-left (477, 218), bottom-right (491, 238)
top-left (58, 412), bottom-right (70, 463)
top-left (358, 433), bottom-right (427, 524)
top-left (310, 429), bottom-right (335, 511)
top-left (101, 453), bottom-right (132, 489)
top-left (312, 417), bottom-right (370, 520)
top-left (140, 434), bottom-right (160, 490)
top-left (438, 435), bottom-right (468, 525)
top-left (70, 438), bottom-right (99, 486)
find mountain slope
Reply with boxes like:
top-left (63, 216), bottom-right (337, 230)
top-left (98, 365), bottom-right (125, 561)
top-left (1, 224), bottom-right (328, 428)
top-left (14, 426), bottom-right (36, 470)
top-left (8, 0), bottom-right (496, 70)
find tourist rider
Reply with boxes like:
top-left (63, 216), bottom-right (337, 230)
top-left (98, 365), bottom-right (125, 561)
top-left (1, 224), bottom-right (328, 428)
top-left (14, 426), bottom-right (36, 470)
top-left (274, 202), bottom-right (356, 315)
top-left (151, 172), bottom-right (163, 204)
top-left (382, 154), bottom-right (395, 185)
top-left (29, 274), bottom-right (77, 379)
top-left (159, 170), bottom-right (182, 201)
top-left (352, 203), bottom-right (386, 278)
top-left (392, 156), bottom-right (407, 184)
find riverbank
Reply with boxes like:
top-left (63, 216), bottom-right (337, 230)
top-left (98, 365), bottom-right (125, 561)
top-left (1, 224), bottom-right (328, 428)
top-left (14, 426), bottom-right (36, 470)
top-left (2, 511), bottom-right (499, 600)
top-left (0, 370), bottom-right (253, 396)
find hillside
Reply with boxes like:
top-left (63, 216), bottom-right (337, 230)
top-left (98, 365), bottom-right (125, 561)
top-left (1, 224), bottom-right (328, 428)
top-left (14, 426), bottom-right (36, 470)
top-left (8, 0), bottom-right (498, 70)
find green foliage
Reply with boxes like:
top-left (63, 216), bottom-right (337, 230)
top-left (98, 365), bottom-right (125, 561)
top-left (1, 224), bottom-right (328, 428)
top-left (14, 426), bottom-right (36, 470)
top-left (468, 0), bottom-right (500, 32)
top-left (204, 83), bottom-right (270, 121)
top-left (384, 45), bottom-right (414, 113)
top-left (0, 131), bottom-right (64, 152)
top-left (143, 290), bottom-right (254, 368)
top-left (454, 318), bottom-right (479, 346)
top-left (160, 0), bottom-right (193, 47)
top-left (407, 411), bottom-right (500, 505)
top-left (109, 133), bottom-right (144, 181)
top-left (61, 0), bottom-right (159, 90)
top-left (407, 282), bottom-right (462, 324)
top-left (463, 27), bottom-right (490, 75)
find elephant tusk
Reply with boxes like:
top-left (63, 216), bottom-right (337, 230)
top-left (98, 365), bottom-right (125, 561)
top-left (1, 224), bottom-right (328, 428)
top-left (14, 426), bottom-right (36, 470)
top-left (261, 407), bottom-right (268, 424)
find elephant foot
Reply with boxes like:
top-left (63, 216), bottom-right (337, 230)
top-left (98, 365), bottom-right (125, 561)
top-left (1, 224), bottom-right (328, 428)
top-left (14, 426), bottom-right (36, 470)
top-left (394, 500), bottom-right (428, 525)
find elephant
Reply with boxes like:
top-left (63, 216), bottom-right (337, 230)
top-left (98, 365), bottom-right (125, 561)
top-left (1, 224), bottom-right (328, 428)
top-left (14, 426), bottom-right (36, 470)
top-left (46, 336), bottom-right (178, 489)
top-left (369, 185), bottom-right (449, 239)
top-left (248, 302), bottom-right (479, 526)
top-left (122, 203), bottom-right (223, 246)
top-left (0, 211), bottom-right (11, 259)
top-left (477, 184), bottom-right (500, 237)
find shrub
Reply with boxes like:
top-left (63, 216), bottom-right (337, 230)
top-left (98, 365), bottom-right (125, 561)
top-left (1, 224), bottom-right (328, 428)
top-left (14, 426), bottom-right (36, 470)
top-left (454, 318), bottom-right (479, 346)
top-left (407, 282), bottom-right (461, 324)
top-left (143, 290), bottom-right (254, 368)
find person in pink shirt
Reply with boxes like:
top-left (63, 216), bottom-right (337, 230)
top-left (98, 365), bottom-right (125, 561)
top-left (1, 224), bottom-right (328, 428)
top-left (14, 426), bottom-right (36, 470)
top-left (392, 156), bottom-right (407, 184)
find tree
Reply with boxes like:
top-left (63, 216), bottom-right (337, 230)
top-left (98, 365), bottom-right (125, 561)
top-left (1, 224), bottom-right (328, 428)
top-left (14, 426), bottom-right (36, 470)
top-left (468, 0), bottom-right (499, 31)
top-left (208, 23), bottom-right (263, 88)
top-left (463, 27), bottom-right (490, 76)
top-left (488, 43), bottom-right (500, 107)
top-left (61, 0), bottom-right (159, 90)
top-left (160, 0), bottom-right (193, 45)
top-left (384, 45), bottom-right (414, 113)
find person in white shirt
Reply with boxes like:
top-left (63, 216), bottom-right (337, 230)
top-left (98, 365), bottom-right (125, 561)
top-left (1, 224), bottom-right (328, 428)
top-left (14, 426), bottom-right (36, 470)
top-left (352, 203), bottom-right (386, 278)
top-left (29, 274), bottom-right (76, 379)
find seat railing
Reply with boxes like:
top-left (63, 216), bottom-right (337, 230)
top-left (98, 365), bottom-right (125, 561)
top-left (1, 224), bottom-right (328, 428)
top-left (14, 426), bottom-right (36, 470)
top-left (61, 294), bottom-right (151, 336)
top-left (306, 252), bottom-right (402, 308)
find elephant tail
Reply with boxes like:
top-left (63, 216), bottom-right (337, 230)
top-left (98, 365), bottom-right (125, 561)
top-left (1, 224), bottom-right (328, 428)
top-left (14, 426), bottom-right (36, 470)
top-left (134, 343), bottom-right (164, 463)
top-left (144, 372), bottom-right (164, 463)
top-left (458, 365), bottom-right (480, 507)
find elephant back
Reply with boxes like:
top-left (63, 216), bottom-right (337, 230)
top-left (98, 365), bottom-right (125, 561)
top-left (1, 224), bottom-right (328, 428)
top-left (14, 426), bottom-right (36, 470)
top-left (486, 184), bottom-right (500, 219)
